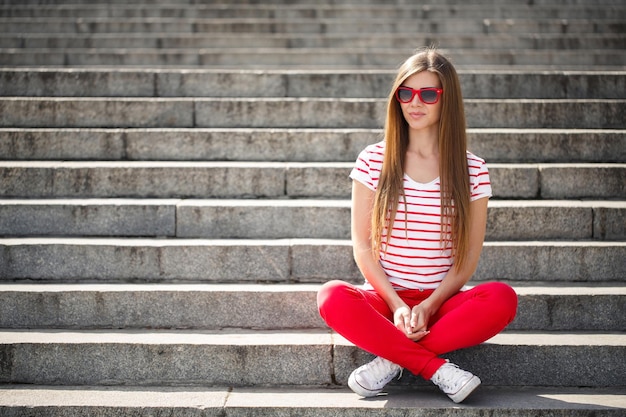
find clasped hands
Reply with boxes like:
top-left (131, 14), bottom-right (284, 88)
top-left (394, 303), bottom-right (433, 341)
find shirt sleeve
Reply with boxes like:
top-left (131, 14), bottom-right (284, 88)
top-left (349, 147), bottom-right (378, 192)
top-left (470, 157), bottom-right (493, 201)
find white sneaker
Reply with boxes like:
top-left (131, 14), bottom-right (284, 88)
top-left (430, 361), bottom-right (481, 403)
top-left (348, 356), bottom-right (402, 397)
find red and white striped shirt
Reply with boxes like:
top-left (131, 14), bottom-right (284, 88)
top-left (350, 141), bottom-right (492, 291)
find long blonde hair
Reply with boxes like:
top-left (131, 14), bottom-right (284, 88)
top-left (372, 48), bottom-right (471, 271)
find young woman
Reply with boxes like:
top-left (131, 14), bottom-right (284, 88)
top-left (317, 48), bottom-right (518, 403)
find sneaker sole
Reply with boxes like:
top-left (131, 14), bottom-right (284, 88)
top-left (347, 372), bottom-right (382, 398)
top-left (448, 375), bottom-right (481, 403)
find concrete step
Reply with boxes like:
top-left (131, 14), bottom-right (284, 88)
top-left (0, 238), bottom-right (624, 283)
top-left (2, 48), bottom-right (625, 68)
top-left (0, 161), bottom-right (624, 199)
top-left (0, 329), bottom-right (624, 387)
top-left (2, 69), bottom-right (625, 99)
top-left (2, 33), bottom-right (625, 51)
top-left (0, 17), bottom-right (623, 35)
top-left (2, 0), bottom-right (624, 5)
top-left (0, 282), bottom-right (623, 332)
top-left (2, 4), bottom-right (625, 20)
top-left (1, 385), bottom-right (624, 417)
top-left (1, 128), bottom-right (624, 163)
top-left (171, 199), bottom-right (625, 240)
top-left (2, 199), bottom-right (624, 241)
top-left (0, 199), bottom-right (177, 238)
top-left (1, 98), bottom-right (624, 129)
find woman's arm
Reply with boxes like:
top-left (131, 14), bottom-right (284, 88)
top-left (409, 196), bottom-right (490, 334)
top-left (351, 180), bottom-right (425, 337)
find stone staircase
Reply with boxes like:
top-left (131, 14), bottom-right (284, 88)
top-left (0, 0), bottom-right (625, 415)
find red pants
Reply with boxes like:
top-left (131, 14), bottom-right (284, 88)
top-left (317, 280), bottom-right (517, 379)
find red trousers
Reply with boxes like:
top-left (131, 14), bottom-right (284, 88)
top-left (317, 280), bottom-right (517, 379)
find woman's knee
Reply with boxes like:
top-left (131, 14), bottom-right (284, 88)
top-left (477, 281), bottom-right (518, 323)
top-left (317, 280), bottom-right (357, 323)
top-left (317, 280), bottom-right (351, 309)
top-left (494, 282), bottom-right (518, 322)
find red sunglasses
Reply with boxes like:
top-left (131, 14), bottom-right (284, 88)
top-left (395, 86), bottom-right (443, 104)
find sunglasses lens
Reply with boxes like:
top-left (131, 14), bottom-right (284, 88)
top-left (397, 87), bottom-right (441, 104)
top-left (397, 88), bottom-right (413, 102)
top-left (420, 89), bottom-right (438, 104)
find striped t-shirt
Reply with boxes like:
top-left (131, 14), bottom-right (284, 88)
top-left (349, 141), bottom-right (492, 291)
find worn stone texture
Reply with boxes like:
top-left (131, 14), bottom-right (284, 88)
top-left (1, 239), bottom-right (624, 283)
top-left (2, 128), bottom-right (624, 163)
top-left (0, 200), bottom-right (177, 237)
top-left (2, 70), bottom-right (625, 99)
top-left (0, 239), bottom-right (292, 281)
top-left (0, 284), bottom-right (623, 332)
top-left (2, 162), bottom-right (621, 200)
top-left (1, 330), bottom-right (625, 387)
top-left (541, 164), bottom-right (626, 199)
top-left (2, 97), bottom-right (624, 129)
top-left (0, 386), bottom-right (624, 417)
top-left (0, 98), bottom-right (195, 128)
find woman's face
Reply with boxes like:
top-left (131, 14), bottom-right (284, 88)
top-left (397, 71), bottom-right (442, 133)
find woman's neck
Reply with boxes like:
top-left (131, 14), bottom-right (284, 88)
top-left (407, 127), bottom-right (439, 158)
top-left (404, 128), bottom-right (440, 184)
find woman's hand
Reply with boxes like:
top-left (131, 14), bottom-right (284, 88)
top-left (409, 302), bottom-right (435, 336)
top-left (394, 305), bottom-right (430, 341)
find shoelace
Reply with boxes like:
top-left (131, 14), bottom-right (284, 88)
top-left (368, 357), bottom-right (401, 385)
top-left (432, 363), bottom-right (466, 392)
